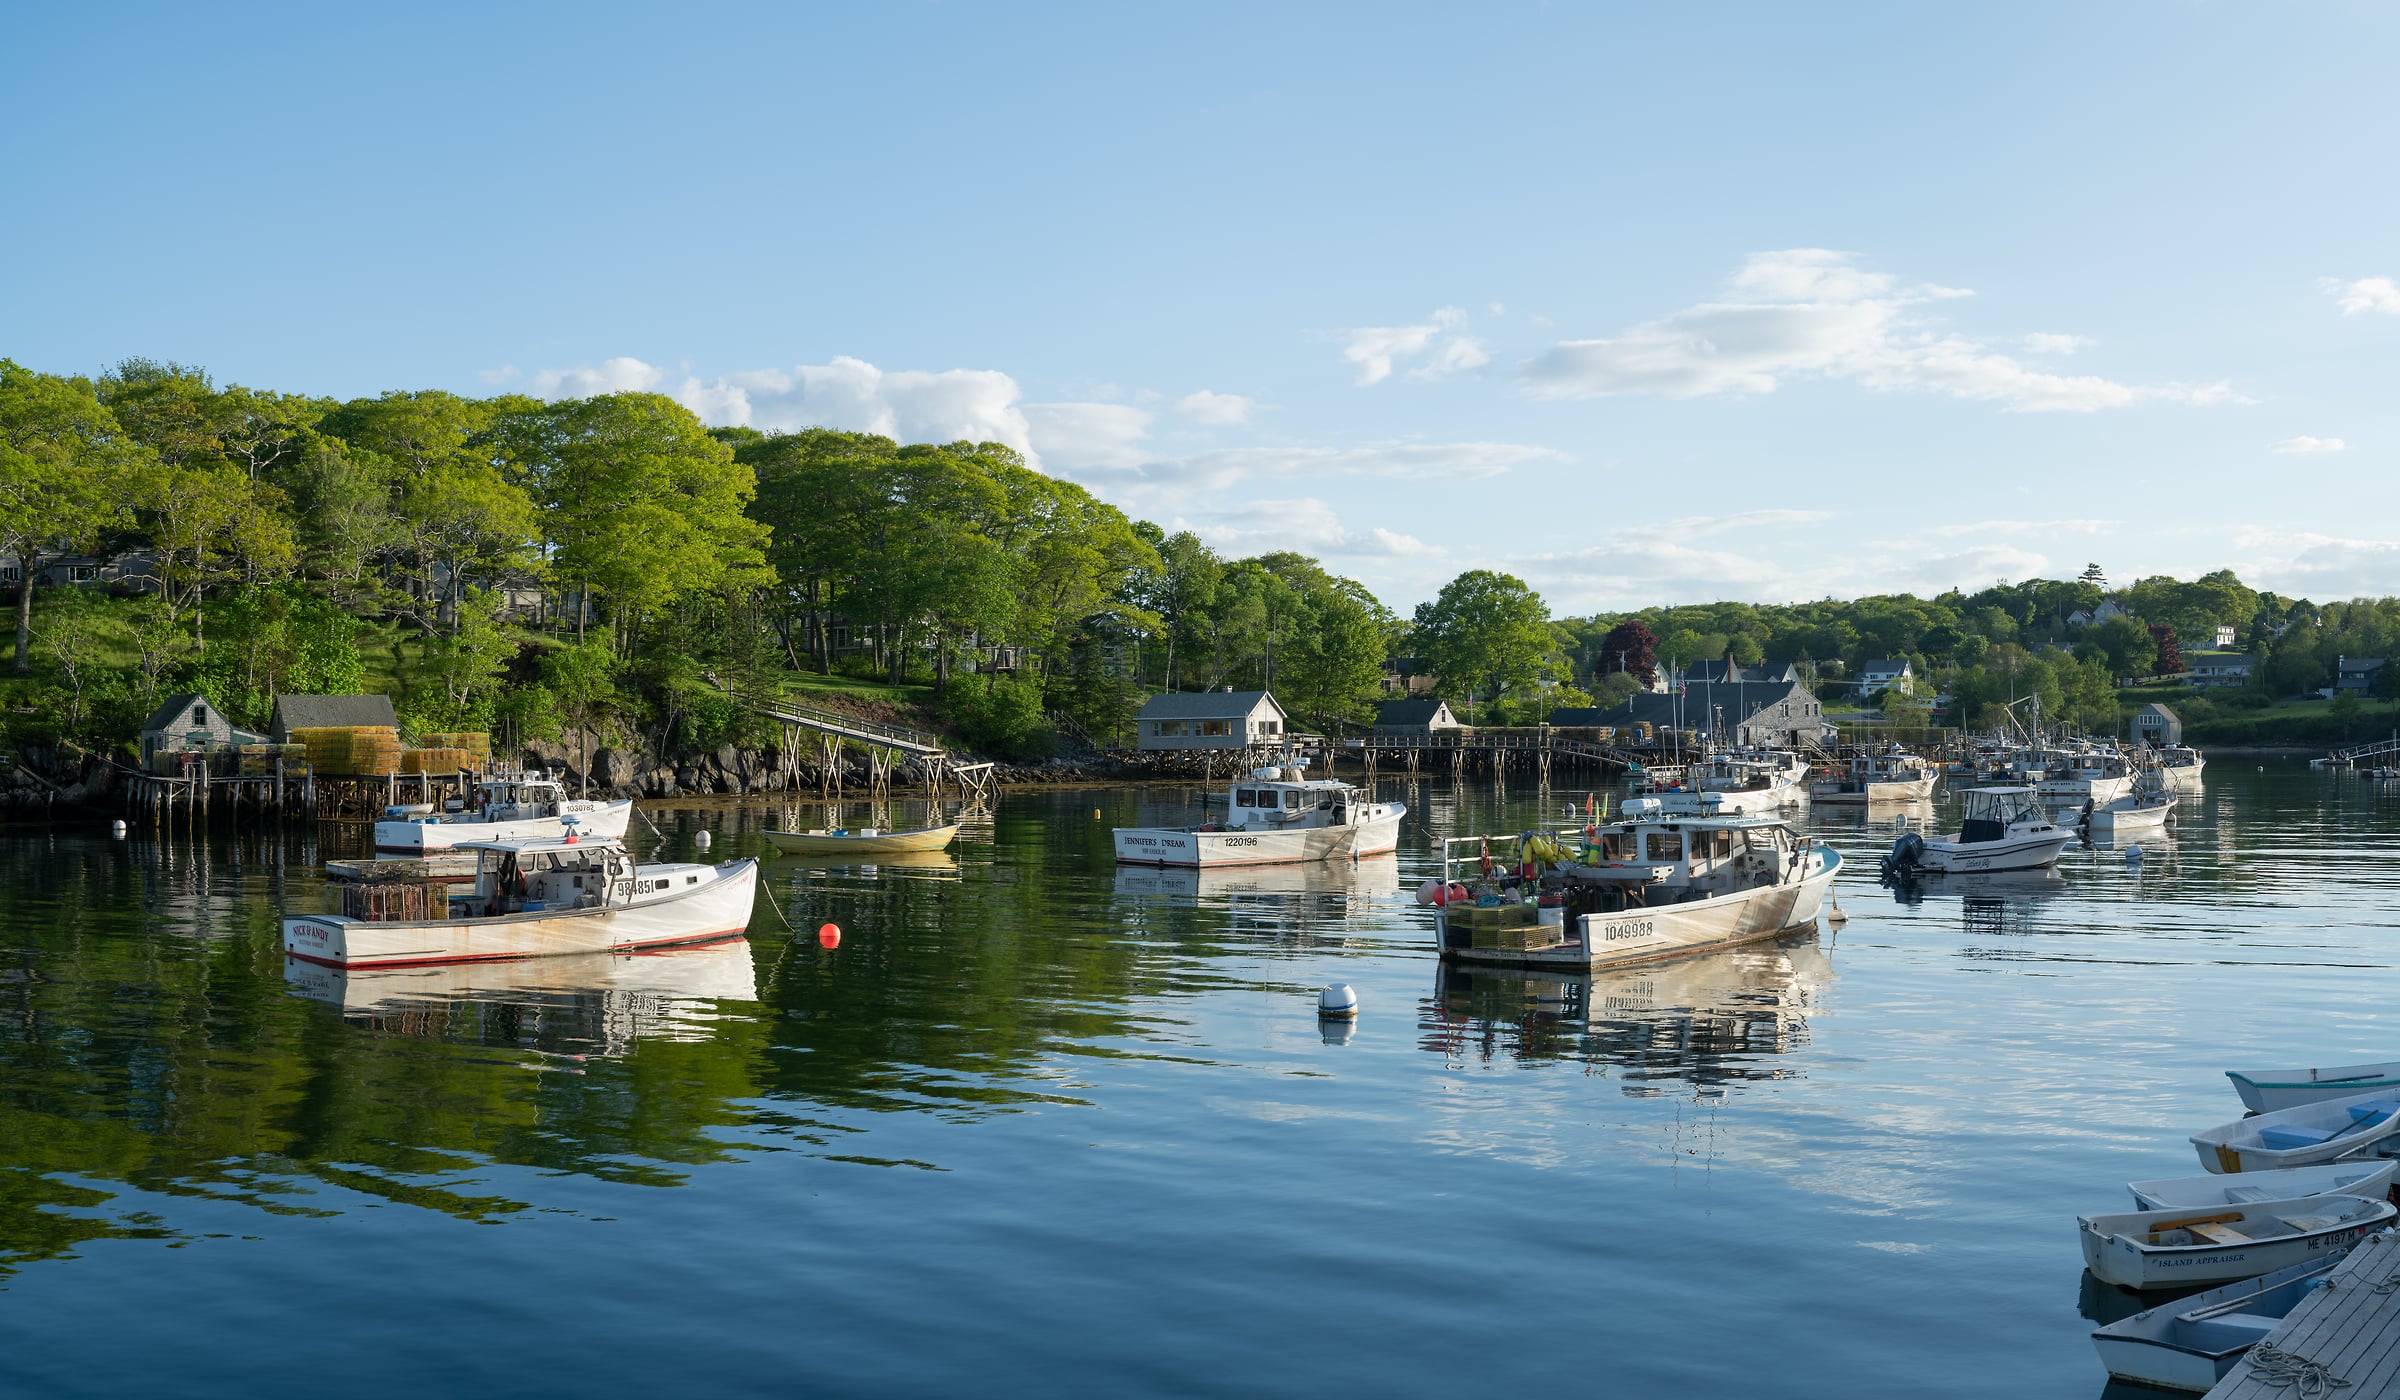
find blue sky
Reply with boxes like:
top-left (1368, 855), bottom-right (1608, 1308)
top-left (8, 3), bottom-right (2398, 614)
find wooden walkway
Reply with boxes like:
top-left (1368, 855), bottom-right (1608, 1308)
top-left (2207, 1229), bottom-right (2400, 1398)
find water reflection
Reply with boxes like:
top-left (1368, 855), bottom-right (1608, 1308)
top-left (1113, 855), bottom-right (1400, 940)
top-left (283, 938), bottom-right (759, 1056)
top-left (1419, 935), bottom-right (1832, 1095)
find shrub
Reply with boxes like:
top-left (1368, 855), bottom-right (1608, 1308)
top-left (939, 677), bottom-right (1057, 762)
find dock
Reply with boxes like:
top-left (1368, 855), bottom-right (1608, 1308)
top-left (2207, 1229), bottom-right (2400, 1398)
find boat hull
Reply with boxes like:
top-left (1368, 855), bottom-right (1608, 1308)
top-left (763, 824), bottom-right (959, 856)
top-left (2089, 1258), bottom-right (2340, 1392)
top-left (2088, 800), bottom-right (2173, 832)
top-left (1809, 775), bottom-right (1938, 804)
top-left (2129, 1159), bottom-right (2398, 1212)
top-left (375, 800), bottom-right (636, 854)
top-left (1112, 808), bottom-right (1403, 867)
top-left (2079, 1201), bottom-right (2386, 1289)
top-left (1913, 831), bottom-right (2074, 873)
top-left (2228, 1063), bottom-right (2400, 1114)
top-left (282, 859), bottom-right (758, 969)
top-left (2041, 774), bottom-right (2134, 806)
top-left (2191, 1087), bottom-right (2400, 1172)
top-left (1436, 849), bottom-right (1839, 970)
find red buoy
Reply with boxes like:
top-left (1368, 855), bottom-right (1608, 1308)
top-left (817, 923), bottom-right (842, 949)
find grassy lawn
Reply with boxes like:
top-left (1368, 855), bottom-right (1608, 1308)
top-left (778, 669), bottom-right (939, 710)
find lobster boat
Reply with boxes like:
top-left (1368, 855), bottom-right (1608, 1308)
top-left (1112, 764), bottom-right (1402, 868)
top-left (284, 834), bottom-right (756, 969)
top-left (1424, 814), bottom-right (1838, 971)
top-left (374, 771), bottom-right (634, 854)
top-left (1809, 748), bottom-right (1939, 804)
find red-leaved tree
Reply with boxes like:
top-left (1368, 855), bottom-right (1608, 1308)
top-left (2149, 623), bottom-right (2182, 676)
top-left (1598, 620), bottom-right (1659, 687)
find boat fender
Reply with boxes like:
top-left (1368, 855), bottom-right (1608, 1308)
top-left (1417, 877), bottom-right (1445, 906)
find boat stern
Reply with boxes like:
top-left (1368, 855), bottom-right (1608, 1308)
top-left (283, 914), bottom-right (358, 967)
top-left (1113, 826), bottom-right (1202, 866)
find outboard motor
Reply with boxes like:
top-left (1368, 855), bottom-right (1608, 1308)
top-left (1879, 831), bottom-right (1924, 882)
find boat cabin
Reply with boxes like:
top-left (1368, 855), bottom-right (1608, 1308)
top-left (472, 774), bottom-right (572, 820)
top-left (1444, 815), bottom-right (1807, 917)
top-left (1957, 787), bottom-right (2043, 841)
top-left (462, 835), bottom-right (685, 916)
top-left (1222, 767), bottom-right (1367, 832)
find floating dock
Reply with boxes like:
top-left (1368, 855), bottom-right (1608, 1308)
top-left (2207, 1229), bottom-right (2400, 1397)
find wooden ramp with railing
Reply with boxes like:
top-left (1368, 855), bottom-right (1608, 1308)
top-left (748, 695), bottom-right (990, 799)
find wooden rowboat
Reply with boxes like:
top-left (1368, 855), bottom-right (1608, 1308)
top-left (762, 823), bottom-right (961, 857)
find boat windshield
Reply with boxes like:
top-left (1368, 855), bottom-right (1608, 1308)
top-left (1962, 789), bottom-right (2038, 826)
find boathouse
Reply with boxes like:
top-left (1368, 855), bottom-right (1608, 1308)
top-left (2132, 703), bottom-right (2182, 746)
top-left (139, 694), bottom-right (266, 763)
top-left (268, 693), bottom-right (400, 744)
top-left (1372, 698), bottom-right (1463, 736)
top-left (1134, 690), bottom-right (1287, 752)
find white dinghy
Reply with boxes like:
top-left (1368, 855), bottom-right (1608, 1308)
top-left (2077, 1192), bottom-right (2392, 1289)
top-left (284, 834), bottom-right (757, 969)
top-left (2089, 1257), bottom-right (2344, 1392)
top-left (2127, 1158), bottom-right (2398, 1211)
top-left (1112, 763), bottom-right (1402, 868)
top-left (1879, 787), bottom-right (2073, 878)
top-left (2081, 771), bottom-right (2176, 836)
top-left (2227, 1059), bottom-right (2400, 1114)
top-left (375, 772), bottom-right (633, 854)
top-left (2190, 1088), bottom-right (2400, 1173)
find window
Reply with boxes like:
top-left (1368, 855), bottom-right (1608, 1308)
top-left (1258, 720), bottom-right (1280, 735)
top-left (193, 704), bottom-right (208, 726)
top-left (1199, 720), bottom-right (1232, 737)
top-left (1155, 719), bottom-right (1187, 737)
top-left (1235, 788), bottom-right (1256, 807)
top-left (68, 565), bottom-right (95, 583)
top-left (1284, 791), bottom-right (1303, 810)
top-left (1645, 831), bottom-right (1684, 861)
top-left (0, 564), bottom-right (17, 582)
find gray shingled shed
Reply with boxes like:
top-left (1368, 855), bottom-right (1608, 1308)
top-left (269, 693), bottom-right (400, 743)
top-left (1133, 690), bottom-right (1287, 751)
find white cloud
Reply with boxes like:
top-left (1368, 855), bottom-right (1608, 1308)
top-left (2323, 276), bottom-right (2400, 316)
top-left (478, 365), bottom-right (519, 385)
top-left (2274, 435), bottom-right (2348, 454)
top-left (1522, 249), bottom-right (2231, 412)
top-left (668, 356), bottom-right (1037, 459)
top-left (1070, 439), bottom-right (1566, 495)
top-left (1021, 401), bottom-right (1153, 471)
top-left (1925, 517), bottom-right (2112, 538)
top-left (1173, 497), bottom-right (1442, 559)
top-left (2235, 529), bottom-right (2400, 598)
top-left (1341, 306), bottom-right (1487, 385)
top-left (2021, 333), bottom-right (2092, 355)
top-left (532, 356), bottom-right (667, 398)
top-left (1172, 390), bottom-right (1254, 425)
top-left (1903, 546), bottom-right (2050, 592)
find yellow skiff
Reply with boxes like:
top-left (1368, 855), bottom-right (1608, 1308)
top-left (761, 823), bottom-right (962, 857)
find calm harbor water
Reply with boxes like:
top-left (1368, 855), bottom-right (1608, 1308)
top-left (3, 761), bottom-right (2396, 1397)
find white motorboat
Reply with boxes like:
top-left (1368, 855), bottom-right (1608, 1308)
top-left (2089, 1257), bottom-right (2342, 1391)
top-left (374, 772), bottom-right (634, 854)
top-left (2081, 771), bottom-right (2176, 835)
top-left (1880, 787), bottom-right (2073, 877)
top-left (2228, 1060), bottom-right (2400, 1114)
top-left (2191, 1088), bottom-right (2400, 1173)
top-left (1426, 814), bottom-right (1838, 970)
top-left (1808, 748), bottom-right (1940, 804)
top-left (2077, 1192), bottom-right (2392, 1289)
top-left (2154, 744), bottom-right (2207, 790)
top-left (1111, 763), bottom-right (1402, 868)
top-left (2038, 749), bottom-right (2136, 808)
top-left (2128, 1158), bottom-right (2399, 1211)
top-left (284, 834), bottom-right (757, 969)
top-left (1688, 750), bottom-right (1811, 812)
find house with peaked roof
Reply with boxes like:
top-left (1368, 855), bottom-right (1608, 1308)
top-left (1134, 690), bottom-right (1287, 752)
top-left (269, 693), bottom-right (400, 743)
top-left (2187, 653), bottom-right (2255, 688)
top-left (2132, 703), bottom-right (2182, 746)
top-left (140, 693), bottom-right (267, 762)
top-left (1858, 658), bottom-right (1915, 698)
top-left (1555, 676), bottom-right (1823, 749)
top-left (1683, 659), bottom-right (1800, 685)
top-left (2337, 656), bottom-right (2388, 694)
top-left (1372, 698), bottom-right (1462, 735)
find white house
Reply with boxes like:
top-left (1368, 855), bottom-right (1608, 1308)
top-left (1134, 690), bottom-right (1288, 752)
top-left (2095, 598), bottom-right (2133, 624)
top-left (2213, 625), bottom-right (2238, 649)
top-left (1858, 658), bottom-right (1915, 698)
top-left (2187, 653), bottom-right (2255, 688)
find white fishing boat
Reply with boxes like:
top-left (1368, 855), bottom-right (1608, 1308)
top-left (2089, 1257), bottom-right (2344, 1391)
top-left (1687, 750), bottom-right (1811, 812)
top-left (2077, 1192), bottom-right (2392, 1289)
top-left (2038, 749), bottom-right (2137, 807)
top-left (2154, 744), bottom-right (2207, 790)
top-left (2228, 1060), bottom-right (2400, 1114)
top-left (2128, 1159), bottom-right (2399, 1212)
top-left (2081, 771), bottom-right (2176, 835)
top-left (2190, 1088), bottom-right (2400, 1173)
top-left (1808, 748), bottom-right (1940, 804)
top-left (1879, 787), bottom-right (2073, 877)
top-left (284, 834), bottom-right (757, 969)
top-left (1111, 763), bottom-right (1401, 868)
top-left (374, 772), bottom-right (634, 854)
top-left (1426, 814), bottom-right (1838, 970)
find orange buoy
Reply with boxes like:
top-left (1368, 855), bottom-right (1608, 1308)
top-left (817, 923), bottom-right (842, 949)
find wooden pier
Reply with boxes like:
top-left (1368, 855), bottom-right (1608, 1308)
top-left (123, 764), bottom-right (477, 824)
top-left (1353, 730), bottom-right (1632, 783)
top-left (2206, 1229), bottom-right (2400, 1398)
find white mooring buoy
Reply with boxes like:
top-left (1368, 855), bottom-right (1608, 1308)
top-left (695, 829), bottom-right (712, 850)
top-left (2126, 844), bottom-right (2144, 864)
top-left (111, 819), bottom-right (127, 838)
top-left (1318, 983), bottom-right (1359, 1019)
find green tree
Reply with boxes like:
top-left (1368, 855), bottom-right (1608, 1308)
top-left (1413, 570), bottom-right (1554, 722)
top-left (0, 361), bottom-right (144, 673)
